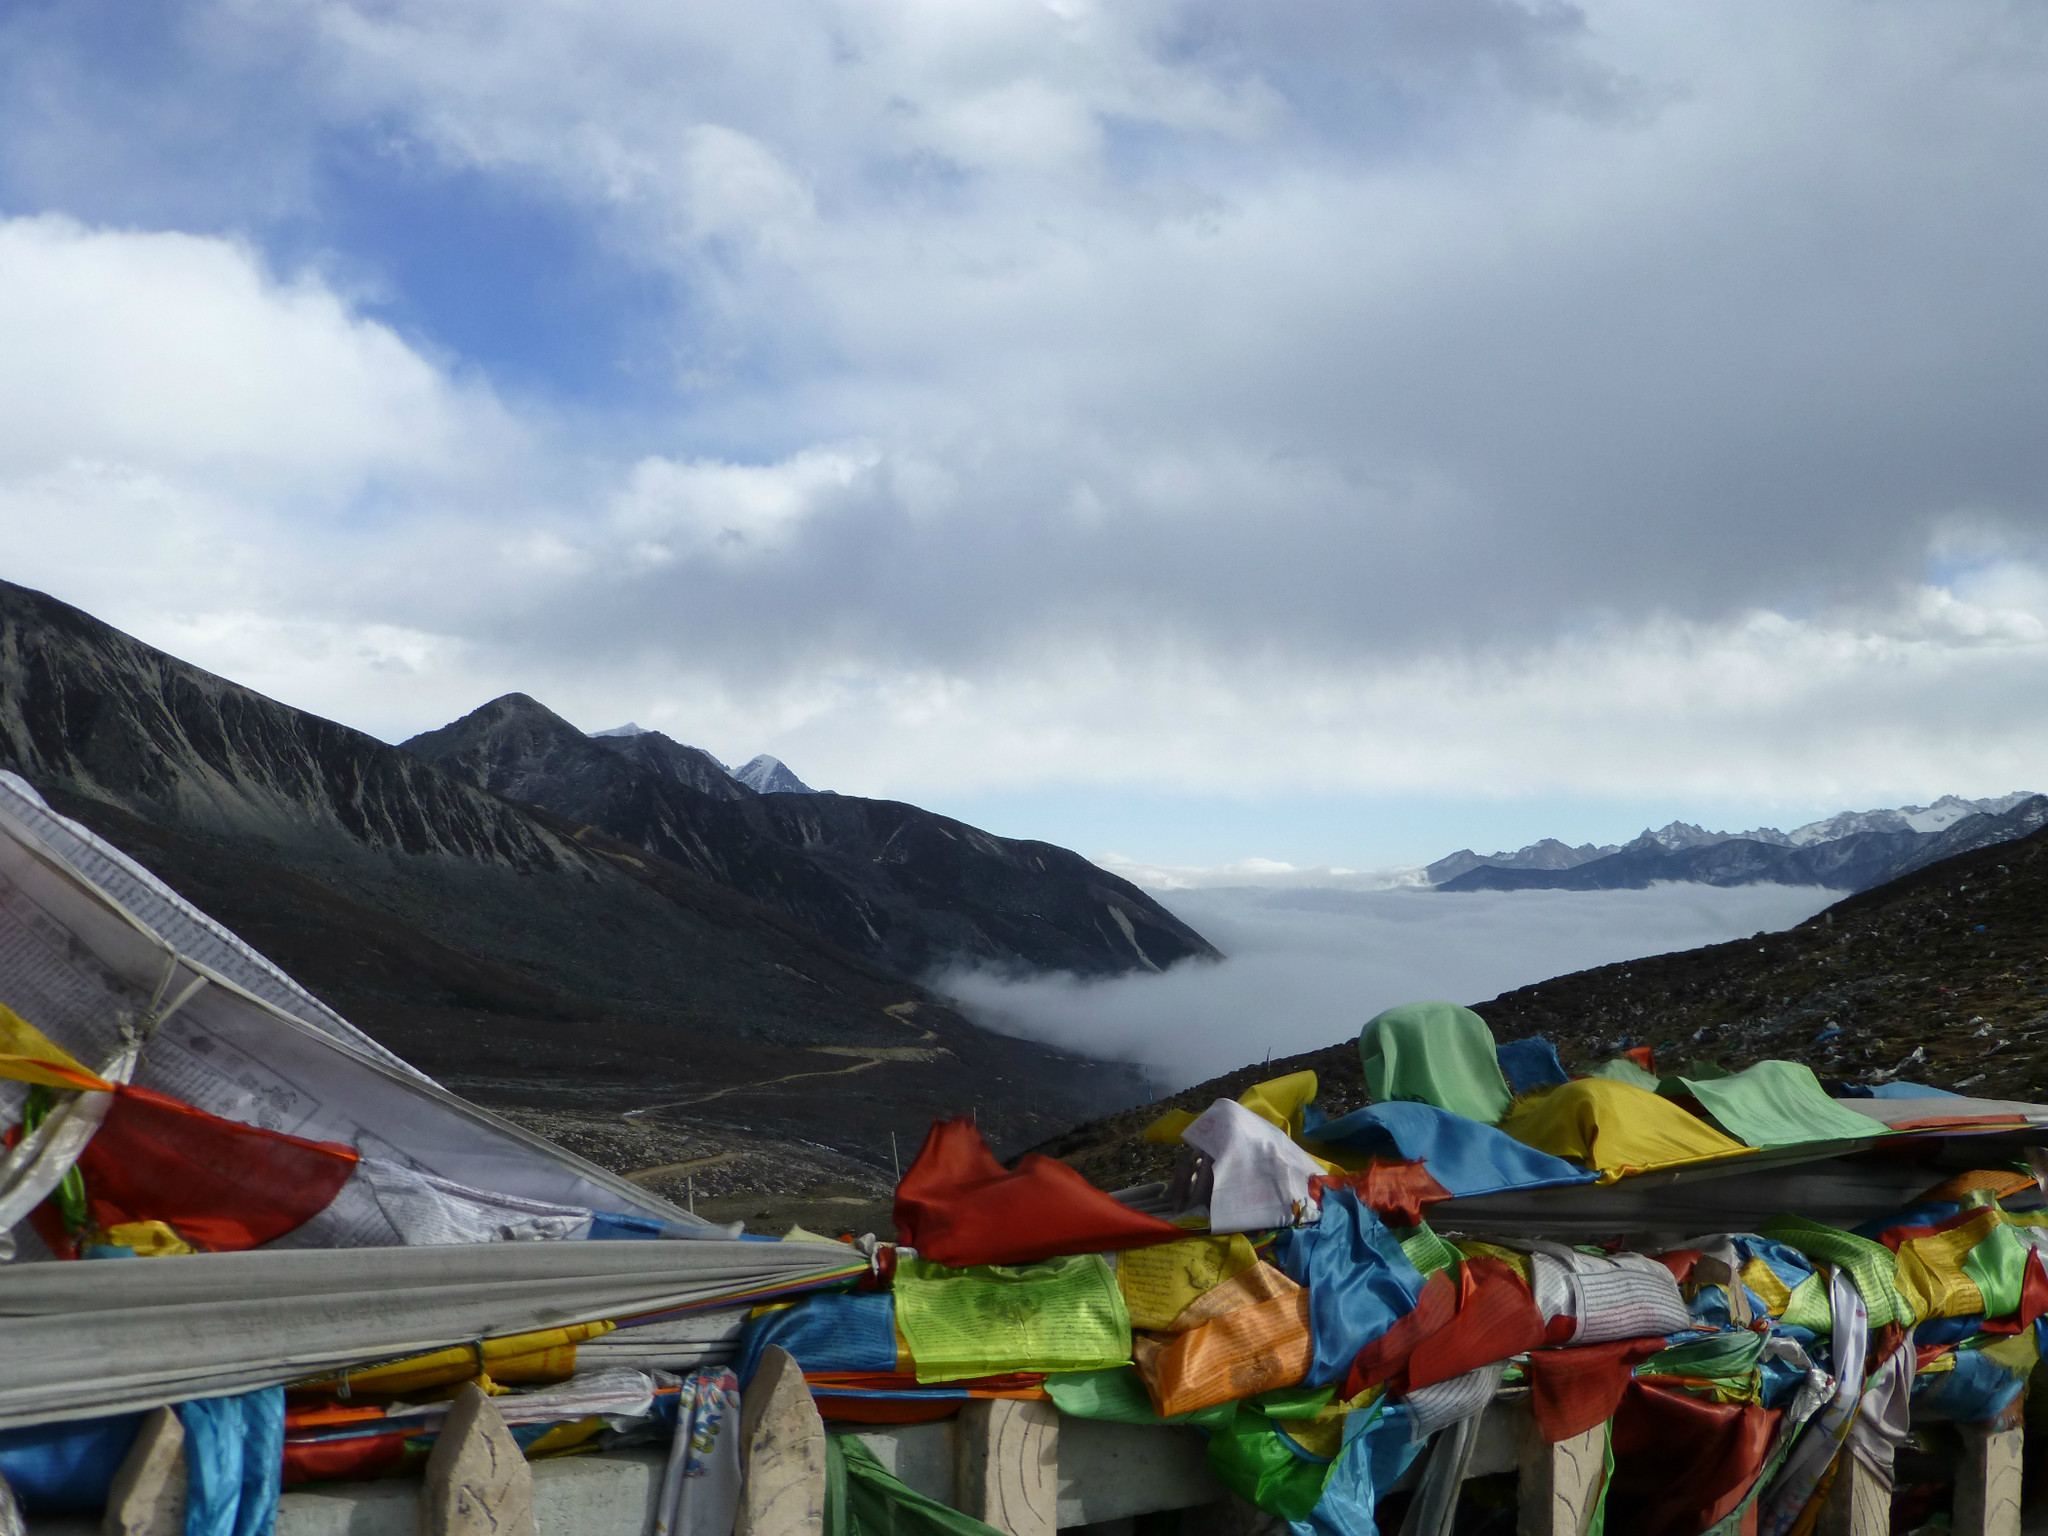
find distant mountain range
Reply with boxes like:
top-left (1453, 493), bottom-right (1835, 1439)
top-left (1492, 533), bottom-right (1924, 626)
top-left (1429, 793), bottom-right (2048, 894)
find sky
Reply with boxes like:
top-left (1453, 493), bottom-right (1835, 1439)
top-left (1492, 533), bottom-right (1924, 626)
top-left (3, 0), bottom-right (2047, 871)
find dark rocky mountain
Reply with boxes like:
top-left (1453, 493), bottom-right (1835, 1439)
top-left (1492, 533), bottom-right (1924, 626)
top-left (1040, 816), bottom-right (2048, 1195)
top-left (595, 728), bottom-right (754, 799)
top-left (0, 579), bottom-right (1147, 1201)
top-left (404, 693), bottom-right (1218, 980)
top-left (407, 694), bottom-right (751, 804)
top-left (1437, 796), bottom-right (2048, 895)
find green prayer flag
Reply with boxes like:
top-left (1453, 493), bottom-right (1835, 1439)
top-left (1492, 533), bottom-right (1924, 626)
top-left (1639, 1329), bottom-right (1765, 1385)
top-left (1759, 1216), bottom-right (1909, 1327)
top-left (1961, 1216), bottom-right (2031, 1321)
top-left (895, 1254), bottom-right (1131, 1382)
top-left (1587, 1057), bottom-right (1660, 1090)
top-left (1664, 1060), bottom-right (1880, 1148)
top-left (1358, 1001), bottom-right (1511, 1125)
top-left (827, 1435), bottom-right (1006, 1536)
top-left (1780, 1273), bottom-right (1832, 1334)
top-left (1394, 1223), bottom-right (1461, 1278)
top-left (1042, 1367), bottom-right (1235, 1430)
top-left (1206, 1408), bottom-right (1335, 1519)
top-left (1248, 1384), bottom-right (1336, 1419)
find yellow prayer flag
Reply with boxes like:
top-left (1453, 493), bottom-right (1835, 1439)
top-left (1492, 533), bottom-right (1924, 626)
top-left (1143, 1108), bottom-right (1199, 1145)
top-left (1116, 1233), bottom-right (1259, 1330)
top-left (1237, 1072), bottom-right (1318, 1139)
top-left (0, 1003), bottom-right (110, 1092)
top-left (1498, 1077), bottom-right (1750, 1182)
top-left (296, 1321), bottom-right (615, 1397)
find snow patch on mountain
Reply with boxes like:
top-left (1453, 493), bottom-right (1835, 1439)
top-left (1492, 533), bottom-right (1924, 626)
top-left (735, 754), bottom-right (817, 795)
top-left (591, 723), bottom-right (650, 739)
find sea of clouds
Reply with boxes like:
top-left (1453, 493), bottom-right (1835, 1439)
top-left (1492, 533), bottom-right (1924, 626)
top-left (935, 881), bottom-right (1838, 1090)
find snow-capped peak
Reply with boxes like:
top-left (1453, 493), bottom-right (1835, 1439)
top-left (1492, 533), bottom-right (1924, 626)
top-left (735, 755), bottom-right (817, 795)
top-left (1784, 793), bottom-right (2038, 844)
top-left (591, 722), bottom-right (649, 738)
top-left (1628, 820), bottom-right (1792, 852)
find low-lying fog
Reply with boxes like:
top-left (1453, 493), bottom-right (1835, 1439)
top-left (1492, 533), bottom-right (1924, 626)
top-left (935, 882), bottom-right (1839, 1091)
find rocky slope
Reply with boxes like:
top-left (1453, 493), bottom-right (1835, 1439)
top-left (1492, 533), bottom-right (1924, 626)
top-left (0, 580), bottom-right (1144, 1198)
top-left (1039, 817), bottom-right (2048, 1194)
top-left (404, 693), bottom-right (1219, 980)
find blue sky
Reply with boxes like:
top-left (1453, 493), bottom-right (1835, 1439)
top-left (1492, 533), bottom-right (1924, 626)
top-left (2, 0), bottom-right (2047, 873)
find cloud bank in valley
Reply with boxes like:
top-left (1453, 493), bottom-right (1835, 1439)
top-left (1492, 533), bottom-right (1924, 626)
top-left (935, 881), bottom-right (1840, 1088)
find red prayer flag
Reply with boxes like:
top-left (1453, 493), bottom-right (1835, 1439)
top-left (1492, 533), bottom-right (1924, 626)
top-left (1527, 1337), bottom-right (1667, 1442)
top-left (44, 1084), bottom-right (358, 1254)
top-left (1654, 1248), bottom-right (1705, 1285)
top-left (284, 1431), bottom-right (414, 1486)
top-left (1405, 1255), bottom-right (1547, 1391)
top-left (1309, 1160), bottom-right (1452, 1228)
top-left (1343, 1269), bottom-right (1457, 1397)
top-left (1608, 1380), bottom-right (1779, 1536)
top-left (893, 1117), bottom-right (1180, 1266)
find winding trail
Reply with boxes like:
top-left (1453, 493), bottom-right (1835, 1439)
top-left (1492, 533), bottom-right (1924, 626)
top-left (621, 1053), bottom-right (890, 1118)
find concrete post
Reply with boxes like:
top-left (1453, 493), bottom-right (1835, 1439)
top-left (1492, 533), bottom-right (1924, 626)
top-left (1952, 1404), bottom-right (2024, 1536)
top-left (1815, 1454), bottom-right (1890, 1536)
top-left (102, 1405), bottom-right (186, 1536)
top-left (1514, 1413), bottom-right (1604, 1536)
top-left (421, 1383), bottom-right (538, 1536)
top-left (955, 1399), bottom-right (1058, 1536)
top-left (737, 1345), bottom-right (827, 1536)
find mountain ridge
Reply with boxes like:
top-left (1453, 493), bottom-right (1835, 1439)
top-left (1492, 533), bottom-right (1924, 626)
top-left (403, 693), bottom-right (1219, 980)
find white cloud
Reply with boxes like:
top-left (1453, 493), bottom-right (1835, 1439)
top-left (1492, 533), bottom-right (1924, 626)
top-left (613, 448), bottom-right (875, 562)
top-left (4, 2), bottom-right (2048, 850)
top-left (935, 881), bottom-right (1840, 1087)
top-left (0, 215), bottom-right (487, 483)
top-left (0, 214), bottom-right (538, 668)
top-left (1092, 856), bottom-right (1428, 892)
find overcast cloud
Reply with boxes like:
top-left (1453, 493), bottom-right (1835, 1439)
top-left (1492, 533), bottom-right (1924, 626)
top-left (938, 880), bottom-right (1840, 1086)
top-left (1, 2), bottom-right (2046, 849)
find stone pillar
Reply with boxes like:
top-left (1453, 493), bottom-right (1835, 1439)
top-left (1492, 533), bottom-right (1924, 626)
top-left (1952, 1404), bottom-right (2024, 1536)
top-left (955, 1399), bottom-right (1058, 1536)
top-left (1815, 1454), bottom-right (1890, 1536)
top-left (103, 1405), bottom-right (186, 1536)
top-left (737, 1345), bottom-right (828, 1536)
top-left (1514, 1414), bottom-right (1604, 1536)
top-left (421, 1384), bottom-right (538, 1536)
